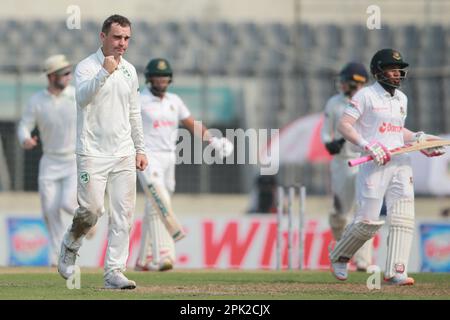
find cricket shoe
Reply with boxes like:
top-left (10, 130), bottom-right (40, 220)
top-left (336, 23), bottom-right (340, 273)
top-left (57, 243), bottom-right (79, 280)
top-left (104, 270), bottom-right (136, 290)
top-left (135, 256), bottom-right (174, 272)
top-left (384, 274), bottom-right (415, 286)
top-left (331, 262), bottom-right (348, 281)
top-left (328, 241), bottom-right (348, 281)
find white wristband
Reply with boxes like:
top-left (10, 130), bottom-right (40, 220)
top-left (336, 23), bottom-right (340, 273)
top-left (356, 137), bottom-right (369, 148)
top-left (413, 131), bottom-right (426, 143)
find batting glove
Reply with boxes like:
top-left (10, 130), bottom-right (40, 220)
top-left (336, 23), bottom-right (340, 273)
top-left (365, 141), bottom-right (391, 166)
top-left (420, 147), bottom-right (445, 157)
top-left (414, 131), bottom-right (446, 157)
top-left (209, 137), bottom-right (234, 158)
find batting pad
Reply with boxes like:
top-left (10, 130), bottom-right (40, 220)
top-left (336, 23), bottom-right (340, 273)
top-left (329, 220), bottom-right (384, 263)
top-left (385, 199), bottom-right (415, 279)
top-left (147, 202), bottom-right (176, 262)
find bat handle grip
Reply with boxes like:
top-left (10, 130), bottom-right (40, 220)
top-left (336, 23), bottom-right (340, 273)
top-left (348, 155), bottom-right (373, 167)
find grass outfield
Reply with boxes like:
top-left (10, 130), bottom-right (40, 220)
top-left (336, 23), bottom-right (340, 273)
top-left (0, 267), bottom-right (448, 300)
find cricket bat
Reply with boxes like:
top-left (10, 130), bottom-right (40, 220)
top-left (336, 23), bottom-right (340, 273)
top-left (348, 139), bottom-right (450, 167)
top-left (138, 174), bottom-right (186, 241)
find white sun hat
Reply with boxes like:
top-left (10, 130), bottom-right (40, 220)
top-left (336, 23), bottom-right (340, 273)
top-left (43, 54), bottom-right (71, 75)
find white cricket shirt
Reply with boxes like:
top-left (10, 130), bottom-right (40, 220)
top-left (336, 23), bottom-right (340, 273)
top-left (17, 86), bottom-right (77, 155)
top-left (140, 87), bottom-right (191, 152)
top-left (75, 48), bottom-right (145, 157)
top-left (321, 93), bottom-right (360, 158)
top-left (344, 82), bottom-right (407, 150)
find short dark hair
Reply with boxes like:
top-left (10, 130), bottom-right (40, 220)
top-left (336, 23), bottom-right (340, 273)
top-left (101, 15), bottom-right (131, 34)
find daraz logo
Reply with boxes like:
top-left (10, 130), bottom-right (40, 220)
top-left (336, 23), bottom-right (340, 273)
top-left (379, 122), bottom-right (403, 133)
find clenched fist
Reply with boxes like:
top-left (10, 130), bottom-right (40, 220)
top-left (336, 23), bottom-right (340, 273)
top-left (136, 153), bottom-right (148, 171)
top-left (23, 136), bottom-right (38, 150)
top-left (103, 56), bottom-right (118, 74)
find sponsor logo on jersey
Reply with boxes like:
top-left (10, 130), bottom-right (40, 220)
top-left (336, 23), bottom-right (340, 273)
top-left (400, 106), bottom-right (406, 116)
top-left (372, 106), bottom-right (389, 112)
top-left (153, 120), bottom-right (176, 129)
top-left (378, 122), bottom-right (403, 133)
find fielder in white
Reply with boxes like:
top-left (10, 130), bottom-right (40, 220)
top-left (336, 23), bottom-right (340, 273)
top-left (17, 54), bottom-right (76, 266)
top-left (135, 58), bottom-right (233, 271)
top-left (58, 15), bottom-right (148, 289)
top-left (321, 62), bottom-right (373, 271)
top-left (329, 48), bottom-right (445, 285)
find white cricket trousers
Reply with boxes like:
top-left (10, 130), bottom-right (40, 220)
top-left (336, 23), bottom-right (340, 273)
top-left (65, 154), bottom-right (136, 276)
top-left (38, 153), bottom-right (77, 266)
top-left (354, 154), bottom-right (414, 222)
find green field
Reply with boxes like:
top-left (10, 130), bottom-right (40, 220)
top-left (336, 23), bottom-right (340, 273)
top-left (0, 267), bottom-right (449, 300)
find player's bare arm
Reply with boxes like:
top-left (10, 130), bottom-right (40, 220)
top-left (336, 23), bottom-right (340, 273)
top-left (337, 113), bottom-right (362, 147)
top-left (402, 128), bottom-right (416, 143)
top-left (181, 116), bottom-right (233, 158)
top-left (181, 116), bottom-right (210, 140)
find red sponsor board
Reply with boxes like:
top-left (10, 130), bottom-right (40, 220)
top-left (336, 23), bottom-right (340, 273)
top-left (120, 217), bottom-right (381, 270)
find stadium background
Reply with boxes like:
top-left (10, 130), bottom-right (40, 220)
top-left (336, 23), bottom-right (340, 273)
top-left (0, 0), bottom-right (449, 272)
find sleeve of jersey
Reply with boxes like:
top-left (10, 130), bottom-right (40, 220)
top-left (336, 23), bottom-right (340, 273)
top-left (129, 70), bottom-right (146, 155)
top-left (75, 62), bottom-right (110, 108)
top-left (344, 92), bottom-right (365, 119)
top-left (320, 100), bottom-right (334, 143)
top-left (400, 92), bottom-right (408, 120)
top-left (17, 97), bottom-right (36, 145)
top-left (177, 96), bottom-right (191, 120)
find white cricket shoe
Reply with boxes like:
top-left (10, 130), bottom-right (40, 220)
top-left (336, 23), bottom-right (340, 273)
top-left (135, 255), bottom-right (174, 272)
top-left (328, 241), bottom-right (348, 281)
top-left (384, 274), bottom-right (414, 286)
top-left (57, 243), bottom-right (79, 280)
top-left (331, 262), bottom-right (348, 281)
top-left (104, 270), bottom-right (136, 290)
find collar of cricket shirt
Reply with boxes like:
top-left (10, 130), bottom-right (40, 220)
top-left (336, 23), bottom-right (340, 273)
top-left (373, 81), bottom-right (401, 100)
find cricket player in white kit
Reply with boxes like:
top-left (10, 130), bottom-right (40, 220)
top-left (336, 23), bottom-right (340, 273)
top-left (17, 54), bottom-right (76, 266)
top-left (329, 49), bottom-right (445, 285)
top-left (135, 58), bottom-right (233, 271)
top-left (321, 62), bottom-right (373, 271)
top-left (58, 15), bottom-right (148, 289)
